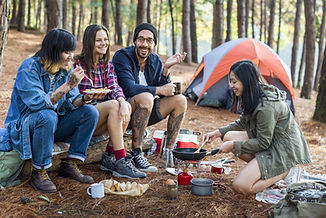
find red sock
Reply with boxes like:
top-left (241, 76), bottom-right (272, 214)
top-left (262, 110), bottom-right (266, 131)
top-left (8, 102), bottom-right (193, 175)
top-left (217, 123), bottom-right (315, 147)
top-left (105, 145), bottom-right (114, 153)
top-left (114, 149), bottom-right (126, 160)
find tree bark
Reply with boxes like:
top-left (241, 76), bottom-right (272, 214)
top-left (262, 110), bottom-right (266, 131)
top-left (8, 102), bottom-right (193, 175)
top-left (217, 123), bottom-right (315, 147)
top-left (62, 0), bottom-right (67, 29)
top-left (237, 0), bottom-right (245, 38)
top-left (147, 0), bottom-right (151, 23)
top-left (77, 1), bottom-right (84, 40)
top-left (168, 0), bottom-right (175, 54)
top-left (11, 0), bottom-right (17, 24)
top-left (45, 0), bottom-right (60, 31)
top-left (190, 0), bottom-right (197, 63)
top-left (260, 0), bottom-right (263, 41)
top-left (27, 0), bottom-right (31, 26)
top-left (251, 0), bottom-right (255, 38)
top-left (313, 0), bottom-right (326, 91)
top-left (267, 0), bottom-right (275, 49)
top-left (17, 0), bottom-right (26, 32)
top-left (182, 0), bottom-right (191, 63)
top-left (300, 0), bottom-right (316, 99)
top-left (0, 0), bottom-right (11, 77)
top-left (245, 0), bottom-right (249, 37)
top-left (102, 0), bottom-right (109, 28)
top-left (291, 0), bottom-right (303, 87)
top-left (212, 0), bottom-right (224, 49)
top-left (115, 0), bottom-right (123, 45)
top-left (136, 0), bottom-right (147, 25)
top-left (297, 33), bottom-right (306, 88)
top-left (313, 44), bottom-right (326, 123)
top-left (276, 0), bottom-right (282, 53)
top-left (36, 0), bottom-right (42, 29)
top-left (72, 0), bottom-right (77, 36)
top-left (226, 0), bottom-right (233, 42)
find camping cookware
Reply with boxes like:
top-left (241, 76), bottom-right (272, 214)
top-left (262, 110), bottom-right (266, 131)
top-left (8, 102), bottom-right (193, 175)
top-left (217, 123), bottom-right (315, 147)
top-left (194, 141), bottom-right (207, 153)
top-left (191, 178), bottom-right (226, 196)
top-left (172, 148), bottom-right (220, 161)
top-left (178, 172), bottom-right (193, 186)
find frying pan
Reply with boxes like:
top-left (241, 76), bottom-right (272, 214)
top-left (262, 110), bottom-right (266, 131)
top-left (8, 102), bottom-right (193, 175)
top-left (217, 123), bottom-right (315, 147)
top-left (172, 148), bottom-right (220, 161)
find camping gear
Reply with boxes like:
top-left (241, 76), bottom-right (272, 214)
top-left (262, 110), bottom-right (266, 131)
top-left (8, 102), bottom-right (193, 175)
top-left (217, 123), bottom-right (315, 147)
top-left (191, 178), bottom-right (214, 196)
top-left (87, 183), bottom-right (105, 199)
top-left (0, 150), bottom-right (24, 189)
top-left (172, 148), bottom-right (220, 161)
top-left (269, 181), bottom-right (326, 218)
top-left (185, 38), bottom-right (295, 114)
top-left (211, 164), bottom-right (225, 174)
top-left (194, 141), bottom-right (206, 153)
top-left (166, 181), bottom-right (178, 200)
top-left (178, 172), bottom-right (193, 186)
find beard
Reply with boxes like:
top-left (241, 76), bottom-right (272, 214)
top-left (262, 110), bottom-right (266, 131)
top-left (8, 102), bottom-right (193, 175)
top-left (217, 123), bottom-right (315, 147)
top-left (136, 45), bottom-right (152, 59)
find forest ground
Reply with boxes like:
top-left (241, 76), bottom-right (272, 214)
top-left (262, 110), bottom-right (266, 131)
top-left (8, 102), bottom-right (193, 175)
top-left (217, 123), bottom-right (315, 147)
top-left (0, 30), bottom-right (325, 217)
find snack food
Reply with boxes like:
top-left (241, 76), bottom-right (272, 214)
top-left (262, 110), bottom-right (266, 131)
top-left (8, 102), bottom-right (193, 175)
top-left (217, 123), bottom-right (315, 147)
top-left (84, 87), bottom-right (111, 94)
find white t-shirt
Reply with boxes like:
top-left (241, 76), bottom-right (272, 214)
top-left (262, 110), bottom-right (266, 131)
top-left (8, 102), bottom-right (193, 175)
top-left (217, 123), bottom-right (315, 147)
top-left (138, 70), bottom-right (148, 86)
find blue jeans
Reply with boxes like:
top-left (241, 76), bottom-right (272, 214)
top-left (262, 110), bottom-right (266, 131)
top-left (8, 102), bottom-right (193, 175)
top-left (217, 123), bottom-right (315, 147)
top-left (29, 105), bottom-right (99, 169)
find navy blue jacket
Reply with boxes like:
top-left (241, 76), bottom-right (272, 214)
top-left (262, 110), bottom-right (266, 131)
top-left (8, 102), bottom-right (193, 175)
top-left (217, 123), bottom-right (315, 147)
top-left (112, 45), bottom-right (171, 98)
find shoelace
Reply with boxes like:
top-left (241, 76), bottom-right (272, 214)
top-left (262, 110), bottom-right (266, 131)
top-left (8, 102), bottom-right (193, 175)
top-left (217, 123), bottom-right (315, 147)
top-left (124, 158), bottom-right (138, 173)
top-left (39, 169), bottom-right (49, 181)
top-left (134, 153), bottom-right (151, 168)
top-left (72, 161), bottom-right (82, 174)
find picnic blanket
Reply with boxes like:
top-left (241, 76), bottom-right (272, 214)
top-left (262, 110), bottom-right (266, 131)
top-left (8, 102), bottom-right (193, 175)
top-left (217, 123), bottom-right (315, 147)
top-left (255, 171), bottom-right (326, 204)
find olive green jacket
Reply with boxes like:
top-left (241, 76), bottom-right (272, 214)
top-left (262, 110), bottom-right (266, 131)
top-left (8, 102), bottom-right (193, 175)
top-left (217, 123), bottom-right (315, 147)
top-left (219, 84), bottom-right (312, 179)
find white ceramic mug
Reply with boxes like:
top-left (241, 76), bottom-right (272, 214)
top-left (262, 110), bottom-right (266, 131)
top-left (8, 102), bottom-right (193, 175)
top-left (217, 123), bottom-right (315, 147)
top-left (87, 183), bottom-right (104, 199)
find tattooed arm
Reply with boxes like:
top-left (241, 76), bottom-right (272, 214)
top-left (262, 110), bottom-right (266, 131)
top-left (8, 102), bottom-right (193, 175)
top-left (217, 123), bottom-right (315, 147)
top-left (50, 66), bottom-right (84, 105)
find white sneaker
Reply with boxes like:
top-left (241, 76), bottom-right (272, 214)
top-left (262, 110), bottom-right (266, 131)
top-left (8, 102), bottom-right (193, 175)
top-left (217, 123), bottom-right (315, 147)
top-left (284, 166), bottom-right (302, 185)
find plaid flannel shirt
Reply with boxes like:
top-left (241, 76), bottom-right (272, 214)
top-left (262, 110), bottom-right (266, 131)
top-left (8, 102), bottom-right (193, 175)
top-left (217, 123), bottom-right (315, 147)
top-left (75, 59), bottom-right (125, 102)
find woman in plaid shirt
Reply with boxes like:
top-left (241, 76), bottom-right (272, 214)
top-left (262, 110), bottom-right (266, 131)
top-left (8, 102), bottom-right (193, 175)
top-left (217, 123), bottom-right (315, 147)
top-left (74, 24), bottom-right (145, 179)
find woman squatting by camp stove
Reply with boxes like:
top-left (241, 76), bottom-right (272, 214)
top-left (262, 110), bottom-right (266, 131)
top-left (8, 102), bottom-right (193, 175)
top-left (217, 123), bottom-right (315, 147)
top-left (203, 59), bottom-right (312, 194)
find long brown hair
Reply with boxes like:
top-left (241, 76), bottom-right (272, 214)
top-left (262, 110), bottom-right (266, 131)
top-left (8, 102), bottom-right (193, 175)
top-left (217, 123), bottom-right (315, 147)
top-left (75, 24), bottom-right (110, 79)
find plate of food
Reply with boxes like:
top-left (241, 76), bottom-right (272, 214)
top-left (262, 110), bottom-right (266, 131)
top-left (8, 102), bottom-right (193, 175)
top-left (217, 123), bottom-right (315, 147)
top-left (84, 88), bottom-right (111, 94)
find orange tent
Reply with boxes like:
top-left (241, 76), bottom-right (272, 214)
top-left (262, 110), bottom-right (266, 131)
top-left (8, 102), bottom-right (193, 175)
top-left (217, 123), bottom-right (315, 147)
top-left (185, 38), bottom-right (295, 113)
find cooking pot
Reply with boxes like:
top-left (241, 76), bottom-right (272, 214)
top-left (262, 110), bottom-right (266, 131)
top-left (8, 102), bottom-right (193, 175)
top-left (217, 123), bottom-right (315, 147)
top-left (191, 178), bottom-right (227, 196)
top-left (172, 148), bottom-right (220, 161)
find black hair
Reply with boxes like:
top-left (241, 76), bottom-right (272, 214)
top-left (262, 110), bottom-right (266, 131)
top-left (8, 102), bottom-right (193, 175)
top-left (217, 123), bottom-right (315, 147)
top-left (75, 24), bottom-right (110, 79)
top-left (35, 28), bottom-right (76, 65)
top-left (229, 60), bottom-right (265, 115)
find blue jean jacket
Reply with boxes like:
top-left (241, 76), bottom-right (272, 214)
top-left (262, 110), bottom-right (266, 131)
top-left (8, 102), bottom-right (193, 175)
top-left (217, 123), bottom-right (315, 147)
top-left (4, 56), bottom-right (81, 160)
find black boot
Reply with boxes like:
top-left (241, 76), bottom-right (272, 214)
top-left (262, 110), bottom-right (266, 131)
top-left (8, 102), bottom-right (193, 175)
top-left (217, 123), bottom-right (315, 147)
top-left (30, 169), bottom-right (57, 193)
top-left (58, 159), bottom-right (94, 184)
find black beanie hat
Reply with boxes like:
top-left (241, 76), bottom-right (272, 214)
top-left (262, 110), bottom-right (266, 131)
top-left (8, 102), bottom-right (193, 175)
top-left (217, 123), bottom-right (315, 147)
top-left (133, 23), bottom-right (157, 45)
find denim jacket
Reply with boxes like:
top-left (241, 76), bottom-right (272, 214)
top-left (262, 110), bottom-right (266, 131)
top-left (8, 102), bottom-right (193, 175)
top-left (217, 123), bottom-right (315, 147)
top-left (4, 56), bottom-right (81, 160)
top-left (112, 45), bottom-right (170, 98)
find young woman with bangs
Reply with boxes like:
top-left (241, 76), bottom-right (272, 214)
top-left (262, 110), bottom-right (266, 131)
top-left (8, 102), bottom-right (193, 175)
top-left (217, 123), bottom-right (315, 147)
top-left (5, 28), bottom-right (99, 193)
top-left (74, 24), bottom-right (145, 179)
top-left (203, 60), bottom-right (311, 194)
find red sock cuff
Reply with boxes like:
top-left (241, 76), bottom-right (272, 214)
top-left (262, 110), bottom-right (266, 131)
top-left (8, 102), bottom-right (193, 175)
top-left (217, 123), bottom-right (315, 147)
top-left (114, 149), bottom-right (126, 160)
top-left (105, 145), bottom-right (114, 153)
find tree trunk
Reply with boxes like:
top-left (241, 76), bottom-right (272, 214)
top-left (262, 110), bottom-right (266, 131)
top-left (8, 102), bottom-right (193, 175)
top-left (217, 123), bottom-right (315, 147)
top-left (300, 0), bottom-right (316, 99)
top-left (276, 0), bottom-right (282, 53)
top-left (27, 0), bottom-right (31, 26)
top-left (147, 0), bottom-right (151, 23)
top-left (251, 0), bottom-right (255, 38)
top-left (46, 0), bottom-right (60, 31)
top-left (136, 0), bottom-right (147, 25)
top-left (313, 0), bottom-right (326, 91)
top-left (11, 0), bottom-right (17, 24)
top-left (62, 0), bottom-right (67, 29)
top-left (259, 0), bottom-right (263, 41)
top-left (36, 0), bottom-right (42, 29)
top-left (313, 45), bottom-right (326, 123)
top-left (297, 33), bottom-right (306, 88)
top-left (212, 0), bottom-right (224, 49)
top-left (237, 0), bottom-right (245, 38)
top-left (72, 0), bottom-right (77, 36)
top-left (182, 0), bottom-right (191, 63)
top-left (263, 0), bottom-right (267, 42)
top-left (0, 0), bottom-right (11, 77)
top-left (157, 0), bottom-right (163, 53)
top-left (114, 0), bottom-right (123, 45)
top-left (267, 0), bottom-right (275, 49)
top-left (102, 0), bottom-right (109, 28)
top-left (245, 0), bottom-right (249, 37)
top-left (17, 0), bottom-right (26, 32)
top-left (226, 0), bottom-right (232, 42)
top-left (190, 0), bottom-right (197, 63)
top-left (168, 0), bottom-right (175, 54)
top-left (291, 0), bottom-right (303, 87)
top-left (77, 1), bottom-right (84, 40)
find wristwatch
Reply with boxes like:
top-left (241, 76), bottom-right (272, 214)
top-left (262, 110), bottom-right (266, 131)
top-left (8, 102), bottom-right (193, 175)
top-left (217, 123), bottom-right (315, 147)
top-left (81, 95), bottom-right (92, 104)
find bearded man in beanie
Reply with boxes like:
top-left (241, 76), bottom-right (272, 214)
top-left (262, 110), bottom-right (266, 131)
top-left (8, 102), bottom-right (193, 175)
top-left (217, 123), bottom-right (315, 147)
top-left (112, 23), bottom-right (187, 172)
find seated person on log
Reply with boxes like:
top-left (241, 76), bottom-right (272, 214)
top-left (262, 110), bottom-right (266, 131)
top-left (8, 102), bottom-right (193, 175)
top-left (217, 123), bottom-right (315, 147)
top-left (112, 23), bottom-right (187, 172)
top-left (5, 28), bottom-right (99, 193)
top-left (74, 24), bottom-right (146, 179)
top-left (203, 60), bottom-right (312, 194)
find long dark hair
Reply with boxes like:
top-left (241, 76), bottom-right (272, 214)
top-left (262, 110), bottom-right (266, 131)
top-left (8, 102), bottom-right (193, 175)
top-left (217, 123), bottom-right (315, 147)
top-left (229, 60), bottom-right (265, 115)
top-left (35, 28), bottom-right (76, 73)
top-left (75, 24), bottom-right (110, 79)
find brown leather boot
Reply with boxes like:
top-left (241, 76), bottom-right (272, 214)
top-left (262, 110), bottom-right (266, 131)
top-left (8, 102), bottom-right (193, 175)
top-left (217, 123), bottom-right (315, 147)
top-left (30, 169), bottom-right (57, 193)
top-left (58, 159), bottom-right (94, 184)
